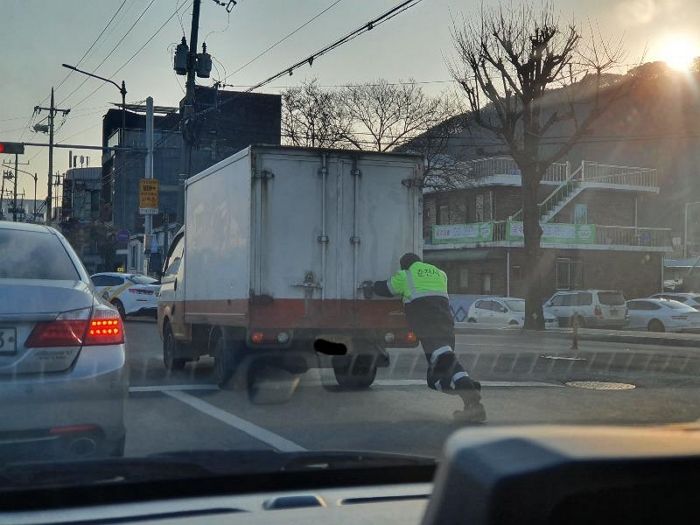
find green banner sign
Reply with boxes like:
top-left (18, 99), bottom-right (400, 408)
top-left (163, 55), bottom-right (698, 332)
top-left (432, 222), bottom-right (494, 244)
top-left (507, 221), bottom-right (596, 245)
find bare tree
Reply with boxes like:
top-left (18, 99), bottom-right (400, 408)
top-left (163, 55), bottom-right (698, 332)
top-left (281, 80), bottom-right (351, 148)
top-left (451, 4), bottom-right (628, 329)
top-left (339, 79), bottom-right (456, 153)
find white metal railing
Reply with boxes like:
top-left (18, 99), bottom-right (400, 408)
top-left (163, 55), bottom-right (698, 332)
top-left (428, 222), bottom-right (672, 249)
top-left (595, 225), bottom-right (671, 248)
top-left (580, 161), bottom-right (658, 188)
top-left (466, 157), bottom-right (568, 182)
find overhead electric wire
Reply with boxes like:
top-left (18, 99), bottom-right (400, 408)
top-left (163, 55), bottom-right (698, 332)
top-left (219, 0), bottom-right (346, 84)
top-left (70, 1), bottom-right (193, 110)
top-left (58, 0), bottom-right (159, 106)
top-left (54, 0), bottom-right (129, 94)
top-left (198, 0), bottom-right (425, 120)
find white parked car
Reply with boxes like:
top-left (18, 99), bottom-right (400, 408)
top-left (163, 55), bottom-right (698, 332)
top-left (625, 298), bottom-right (700, 332)
top-left (90, 272), bottom-right (160, 319)
top-left (467, 297), bottom-right (558, 328)
top-left (545, 290), bottom-right (627, 329)
top-left (649, 293), bottom-right (700, 311)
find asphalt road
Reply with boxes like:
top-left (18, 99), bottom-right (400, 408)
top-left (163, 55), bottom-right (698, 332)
top-left (123, 320), bottom-right (700, 459)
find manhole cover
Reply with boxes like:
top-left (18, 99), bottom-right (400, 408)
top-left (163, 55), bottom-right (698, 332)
top-left (565, 381), bottom-right (636, 391)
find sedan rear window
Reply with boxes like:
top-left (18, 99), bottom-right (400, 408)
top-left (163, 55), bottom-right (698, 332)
top-left (0, 229), bottom-right (79, 280)
top-left (598, 292), bottom-right (625, 305)
top-left (662, 300), bottom-right (691, 310)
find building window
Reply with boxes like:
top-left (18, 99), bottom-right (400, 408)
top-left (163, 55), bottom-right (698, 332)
top-left (574, 204), bottom-right (588, 224)
top-left (438, 204), bottom-right (449, 225)
top-left (511, 265), bottom-right (522, 280)
top-left (459, 268), bottom-right (469, 289)
top-left (556, 258), bottom-right (583, 290)
top-left (481, 273), bottom-right (492, 294)
top-left (475, 191), bottom-right (494, 222)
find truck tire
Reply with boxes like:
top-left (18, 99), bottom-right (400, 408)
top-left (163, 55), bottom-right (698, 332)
top-left (212, 335), bottom-right (239, 389)
top-left (332, 354), bottom-right (378, 390)
top-left (163, 323), bottom-right (187, 371)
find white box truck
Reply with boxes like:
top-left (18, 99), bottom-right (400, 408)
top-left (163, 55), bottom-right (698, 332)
top-left (157, 145), bottom-right (423, 389)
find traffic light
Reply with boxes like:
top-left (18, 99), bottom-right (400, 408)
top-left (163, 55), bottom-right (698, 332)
top-left (0, 142), bottom-right (24, 154)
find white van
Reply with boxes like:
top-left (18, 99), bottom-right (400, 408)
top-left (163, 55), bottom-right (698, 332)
top-left (545, 290), bottom-right (627, 329)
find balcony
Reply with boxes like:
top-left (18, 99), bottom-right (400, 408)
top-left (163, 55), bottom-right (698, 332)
top-left (462, 157), bottom-right (658, 192)
top-left (427, 221), bottom-right (672, 253)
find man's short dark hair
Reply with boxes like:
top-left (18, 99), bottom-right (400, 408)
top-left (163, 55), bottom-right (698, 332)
top-left (400, 252), bottom-right (422, 270)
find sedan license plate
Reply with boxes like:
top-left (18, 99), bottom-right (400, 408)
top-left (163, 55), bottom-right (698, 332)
top-left (0, 327), bottom-right (17, 355)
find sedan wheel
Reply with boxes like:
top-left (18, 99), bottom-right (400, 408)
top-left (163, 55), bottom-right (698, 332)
top-left (648, 319), bottom-right (665, 333)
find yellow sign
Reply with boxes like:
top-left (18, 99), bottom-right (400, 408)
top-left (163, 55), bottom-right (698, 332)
top-left (139, 179), bottom-right (159, 215)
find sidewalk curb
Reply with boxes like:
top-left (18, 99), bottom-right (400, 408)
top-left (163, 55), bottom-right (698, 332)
top-left (454, 325), bottom-right (700, 348)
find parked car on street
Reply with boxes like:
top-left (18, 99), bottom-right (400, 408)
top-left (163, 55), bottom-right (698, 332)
top-left (649, 292), bottom-right (700, 311)
top-left (544, 290), bottom-right (627, 328)
top-left (625, 298), bottom-right (700, 332)
top-left (0, 221), bottom-right (127, 462)
top-left (467, 297), bottom-right (558, 328)
top-left (91, 272), bottom-right (160, 319)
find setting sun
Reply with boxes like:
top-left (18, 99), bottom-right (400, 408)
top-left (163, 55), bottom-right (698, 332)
top-left (656, 35), bottom-right (699, 71)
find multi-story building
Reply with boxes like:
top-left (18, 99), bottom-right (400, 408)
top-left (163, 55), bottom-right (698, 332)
top-left (423, 157), bottom-right (671, 306)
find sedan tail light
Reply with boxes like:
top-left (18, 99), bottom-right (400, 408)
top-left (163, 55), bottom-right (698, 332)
top-left (26, 306), bottom-right (124, 348)
top-left (128, 287), bottom-right (154, 295)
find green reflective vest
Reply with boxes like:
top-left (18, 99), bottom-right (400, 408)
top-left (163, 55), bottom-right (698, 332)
top-left (388, 262), bottom-right (449, 303)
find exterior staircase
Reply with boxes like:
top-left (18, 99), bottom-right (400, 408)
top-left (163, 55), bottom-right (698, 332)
top-left (510, 161), bottom-right (658, 223)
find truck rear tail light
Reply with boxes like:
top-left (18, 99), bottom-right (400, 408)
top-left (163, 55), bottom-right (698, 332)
top-left (406, 331), bottom-right (417, 344)
top-left (26, 308), bottom-right (91, 348)
top-left (251, 332), bottom-right (265, 344)
top-left (594, 306), bottom-right (603, 317)
top-left (84, 307), bottom-right (124, 345)
top-left (384, 332), bottom-right (396, 344)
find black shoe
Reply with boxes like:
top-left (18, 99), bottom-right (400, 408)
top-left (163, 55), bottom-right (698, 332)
top-left (453, 402), bottom-right (487, 424)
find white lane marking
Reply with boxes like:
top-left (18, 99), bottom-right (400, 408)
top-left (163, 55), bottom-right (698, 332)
top-left (374, 379), bottom-right (563, 388)
top-left (130, 384), bottom-right (219, 392)
top-left (163, 390), bottom-right (307, 453)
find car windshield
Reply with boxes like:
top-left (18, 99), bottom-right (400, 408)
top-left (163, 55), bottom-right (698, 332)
top-left (598, 292), bottom-right (626, 306)
top-left (3, 0), bottom-right (700, 505)
top-left (129, 275), bottom-right (158, 285)
top-left (505, 300), bottom-right (525, 312)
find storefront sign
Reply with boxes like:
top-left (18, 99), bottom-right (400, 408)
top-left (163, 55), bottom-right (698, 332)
top-left (432, 222), bottom-right (494, 244)
top-left (507, 221), bottom-right (596, 245)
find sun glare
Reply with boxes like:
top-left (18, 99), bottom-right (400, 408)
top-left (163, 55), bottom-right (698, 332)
top-left (657, 36), bottom-right (698, 71)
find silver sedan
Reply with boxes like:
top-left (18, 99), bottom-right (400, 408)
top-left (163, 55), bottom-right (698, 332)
top-left (0, 221), bottom-right (127, 462)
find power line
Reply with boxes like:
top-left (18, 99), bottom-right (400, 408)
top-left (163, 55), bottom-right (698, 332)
top-left (54, 0), bottom-right (129, 93)
top-left (70, 1), bottom-right (193, 110)
top-left (198, 0), bottom-right (425, 120)
top-left (219, 0), bottom-right (346, 84)
top-left (58, 0), bottom-right (158, 107)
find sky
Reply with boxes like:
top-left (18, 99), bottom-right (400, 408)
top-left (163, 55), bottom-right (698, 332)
top-left (1, 0), bottom-right (700, 201)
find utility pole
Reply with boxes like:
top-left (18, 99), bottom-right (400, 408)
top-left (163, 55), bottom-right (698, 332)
top-left (35, 88), bottom-right (70, 223)
top-left (144, 96), bottom-right (155, 274)
top-left (2, 157), bottom-right (29, 222)
top-left (178, 0), bottom-right (202, 224)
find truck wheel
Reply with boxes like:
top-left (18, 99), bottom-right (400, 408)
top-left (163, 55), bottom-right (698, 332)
top-left (163, 323), bottom-right (187, 371)
top-left (332, 354), bottom-right (377, 390)
top-left (213, 336), bottom-right (238, 389)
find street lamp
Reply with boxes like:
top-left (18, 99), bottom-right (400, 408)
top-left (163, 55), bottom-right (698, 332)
top-left (61, 64), bottom-right (127, 145)
top-left (684, 201), bottom-right (700, 258)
